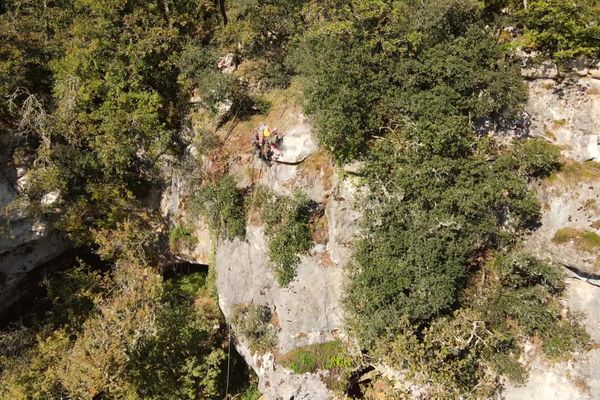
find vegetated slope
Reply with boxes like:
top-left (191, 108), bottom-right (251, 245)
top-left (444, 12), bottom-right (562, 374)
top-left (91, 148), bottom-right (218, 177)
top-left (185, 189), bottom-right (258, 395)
top-left (1, 0), bottom-right (599, 398)
top-left (295, 1), bottom-right (597, 398)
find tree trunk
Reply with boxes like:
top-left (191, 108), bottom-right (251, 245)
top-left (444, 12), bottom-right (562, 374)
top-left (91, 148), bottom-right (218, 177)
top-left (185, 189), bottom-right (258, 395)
top-left (216, 0), bottom-right (228, 26)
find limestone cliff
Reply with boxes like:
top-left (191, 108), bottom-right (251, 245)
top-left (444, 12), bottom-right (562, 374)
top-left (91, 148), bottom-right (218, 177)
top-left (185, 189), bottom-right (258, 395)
top-left (161, 69), bottom-right (600, 398)
top-left (504, 67), bottom-right (600, 400)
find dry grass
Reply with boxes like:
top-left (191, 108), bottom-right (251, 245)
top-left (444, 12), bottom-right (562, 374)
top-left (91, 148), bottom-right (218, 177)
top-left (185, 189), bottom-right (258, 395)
top-left (310, 214), bottom-right (329, 245)
top-left (211, 78), bottom-right (306, 171)
top-left (553, 228), bottom-right (600, 253)
top-left (544, 130), bottom-right (558, 141)
top-left (587, 86), bottom-right (600, 95)
top-left (583, 199), bottom-right (598, 211)
top-left (553, 119), bottom-right (567, 127)
top-left (544, 160), bottom-right (600, 186)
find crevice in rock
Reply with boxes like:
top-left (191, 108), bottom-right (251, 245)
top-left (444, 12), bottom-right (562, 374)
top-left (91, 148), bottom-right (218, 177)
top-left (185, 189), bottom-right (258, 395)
top-left (272, 157), bottom-right (310, 166)
top-left (162, 261), bottom-right (209, 279)
top-left (562, 263), bottom-right (600, 288)
top-left (0, 248), bottom-right (107, 327)
top-left (346, 365), bottom-right (375, 398)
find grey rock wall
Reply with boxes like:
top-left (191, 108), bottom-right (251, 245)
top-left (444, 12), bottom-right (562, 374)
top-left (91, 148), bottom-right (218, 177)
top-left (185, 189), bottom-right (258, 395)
top-left (526, 77), bottom-right (600, 161)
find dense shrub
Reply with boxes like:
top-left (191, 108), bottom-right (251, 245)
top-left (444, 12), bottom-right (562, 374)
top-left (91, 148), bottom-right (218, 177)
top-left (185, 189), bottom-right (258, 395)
top-left (192, 175), bottom-right (246, 240)
top-left (169, 224), bottom-right (197, 251)
top-left (295, 0), bottom-right (525, 163)
top-left (178, 44), bottom-right (258, 119)
top-left (0, 264), bottom-right (232, 399)
top-left (296, 0), bottom-right (580, 396)
top-left (255, 189), bottom-right (313, 286)
top-left (374, 254), bottom-right (587, 397)
top-left (518, 0), bottom-right (600, 60)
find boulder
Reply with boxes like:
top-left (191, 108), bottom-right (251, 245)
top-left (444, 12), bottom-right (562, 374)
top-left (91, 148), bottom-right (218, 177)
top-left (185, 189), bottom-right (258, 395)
top-left (276, 118), bottom-right (317, 164)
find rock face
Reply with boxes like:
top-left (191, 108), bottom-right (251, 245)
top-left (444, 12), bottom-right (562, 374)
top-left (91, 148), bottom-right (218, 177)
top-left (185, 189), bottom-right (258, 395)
top-left (214, 116), bottom-right (361, 399)
top-left (526, 177), bottom-right (600, 274)
top-left (176, 74), bottom-right (600, 398)
top-left (160, 101), bottom-right (360, 399)
top-left (0, 144), bottom-right (69, 312)
top-left (526, 77), bottom-right (600, 161)
top-left (275, 116), bottom-right (318, 164)
top-left (217, 225), bottom-right (346, 353)
top-left (505, 75), bottom-right (600, 400)
top-left (159, 150), bottom-right (213, 265)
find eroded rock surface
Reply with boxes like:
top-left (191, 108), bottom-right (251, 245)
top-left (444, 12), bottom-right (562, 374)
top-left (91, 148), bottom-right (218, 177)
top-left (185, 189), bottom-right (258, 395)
top-left (526, 178), bottom-right (600, 273)
top-left (504, 280), bottom-right (600, 400)
top-left (527, 77), bottom-right (600, 161)
top-left (506, 76), bottom-right (600, 400)
top-left (212, 115), bottom-right (360, 398)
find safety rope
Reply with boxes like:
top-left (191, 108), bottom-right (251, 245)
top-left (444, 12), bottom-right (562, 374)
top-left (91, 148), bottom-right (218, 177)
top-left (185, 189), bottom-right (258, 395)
top-left (224, 137), bottom-right (266, 399)
top-left (225, 322), bottom-right (232, 398)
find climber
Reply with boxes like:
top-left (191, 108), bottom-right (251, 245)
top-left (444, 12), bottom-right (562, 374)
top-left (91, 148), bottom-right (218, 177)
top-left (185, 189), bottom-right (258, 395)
top-left (252, 123), bottom-right (282, 163)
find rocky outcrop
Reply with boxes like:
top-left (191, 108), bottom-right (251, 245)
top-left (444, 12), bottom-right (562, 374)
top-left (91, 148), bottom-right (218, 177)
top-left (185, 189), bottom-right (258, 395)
top-left (505, 75), bottom-right (600, 399)
top-left (526, 77), bottom-right (600, 161)
top-left (274, 117), bottom-right (318, 164)
top-left (0, 144), bottom-right (69, 311)
top-left (215, 126), bottom-right (361, 398)
top-left (526, 177), bottom-right (599, 274)
top-left (175, 70), bottom-right (600, 398)
top-left (167, 104), bottom-right (362, 398)
top-left (503, 280), bottom-right (600, 400)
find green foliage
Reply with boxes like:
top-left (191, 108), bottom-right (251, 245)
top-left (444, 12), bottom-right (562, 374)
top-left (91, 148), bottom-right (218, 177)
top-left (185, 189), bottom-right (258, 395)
top-left (374, 254), bottom-right (588, 397)
top-left (0, 265), bottom-right (234, 400)
top-left (553, 228), bottom-right (600, 252)
top-left (295, 0), bottom-right (525, 163)
top-left (0, 0), bottom-right (225, 259)
top-left (169, 224), bottom-right (197, 250)
top-left (518, 0), bottom-right (600, 60)
top-left (192, 175), bottom-right (247, 240)
top-left (280, 340), bottom-right (353, 374)
top-left (126, 272), bottom-right (226, 400)
top-left (215, 0), bottom-right (307, 88)
top-left (178, 44), bottom-right (259, 119)
top-left (43, 263), bottom-right (112, 329)
top-left (232, 304), bottom-right (277, 353)
top-left (294, 0), bottom-right (581, 396)
top-left (346, 144), bottom-right (546, 346)
top-left (480, 254), bottom-right (589, 359)
top-left (489, 252), bottom-right (564, 292)
top-left (255, 189), bottom-right (313, 286)
top-left (240, 383), bottom-right (262, 400)
top-left (503, 139), bottom-right (562, 179)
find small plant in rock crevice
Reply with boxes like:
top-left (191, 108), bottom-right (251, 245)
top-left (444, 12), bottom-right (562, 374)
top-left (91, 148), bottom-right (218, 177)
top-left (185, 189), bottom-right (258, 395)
top-left (169, 224), bottom-right (197, 251)
top-left (232, 304), bottom-right (278, 353)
